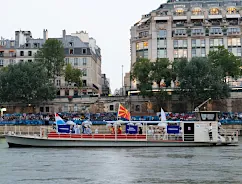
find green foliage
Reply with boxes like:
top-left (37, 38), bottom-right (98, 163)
top-left (0, 62), bottom-right (56, 104)
top-left (131, 58), bottom-right (153, 96)
top-left (208, 46), bottom-right (241, 79)
top-left (64, 63), bottom-right (82, 88)
top-left (175, 57), bottom-right (230, 109)
top-left (35, 39), bottom-right (65, 81)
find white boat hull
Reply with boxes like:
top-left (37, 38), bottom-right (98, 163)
top-left (5, 135), bottom-right (236, 148)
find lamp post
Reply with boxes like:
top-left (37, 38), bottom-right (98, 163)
top-left (122, 65), bottom-right (124, 96)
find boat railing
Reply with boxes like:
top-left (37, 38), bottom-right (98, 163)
top-left (219, 129), bottom-right (239, 143)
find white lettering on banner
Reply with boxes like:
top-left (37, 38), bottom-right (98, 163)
top-left (168, 128), bottom-right (178, 131)
top-left (59, 128), bottom-right (69, 130)
top-left (127, 127), bottom-right (136, 131)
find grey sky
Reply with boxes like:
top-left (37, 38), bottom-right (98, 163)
top-left (2, 0), bottom-right (165, 92)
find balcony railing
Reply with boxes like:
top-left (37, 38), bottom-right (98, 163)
top-left (227, 31), bottom-right (241, 36)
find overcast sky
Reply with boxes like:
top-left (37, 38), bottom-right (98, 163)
top-left (2, 0), bottom-right (165, 92)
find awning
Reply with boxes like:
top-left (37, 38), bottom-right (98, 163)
top-left (226, 14), bottom-right (240, 18)
top-left (137, 17), bottom-right (150, 26)
top-left (191, 15), bottom-right (204, 19)
top-left (154, 16), bottom-right (169, 20)
top-left (140, 17), bottom-right (150, 23)
top-left (173, 16), bottom-right (187, 20)
top-left (208, 15), bottom-right (222, 19)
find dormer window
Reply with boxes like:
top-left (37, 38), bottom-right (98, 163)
top-left (25, 43), bottom-right (29, 48)
top-left (175, 8), bottom-right (184, 16)
top-left (210, 8), bottom-right (220, 15)
top-left (82, 48), bottom-right (87, 54)
top-left (192, 7), bottom-right (202, 15)
top-left (227, 7), bottom-right (236, 14)
top-left (69, 42), bottom-right (73, 47)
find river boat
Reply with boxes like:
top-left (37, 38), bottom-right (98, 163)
top-left (4, 111), bottom-right (239, 148)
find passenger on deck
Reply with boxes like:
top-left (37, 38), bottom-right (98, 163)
top-left (84, 125), bottom-right (92, 135)
top-left (110, 125), bottom-right (115, 134)
top-left (74, 124), bottom-right (80, 134)
top-left (117, 125), bottom-right (122, 134)
top-left (208, 123), bottom-right (213, 140)
top-left (139, 127), bottom-right (143, 134)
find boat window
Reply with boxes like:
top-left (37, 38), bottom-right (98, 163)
top-left (200, 113), bottom-right (216, 121)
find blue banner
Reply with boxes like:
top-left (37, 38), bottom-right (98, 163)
top-left (167, 126), bottom-right (180, 134)
top-left (57, 124), bottom-right (70, 133)
top-left (125, 125), bottom-right (138, 134)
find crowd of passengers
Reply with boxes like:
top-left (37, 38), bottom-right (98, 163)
top-left (1, 112), bottom-right (242, 122)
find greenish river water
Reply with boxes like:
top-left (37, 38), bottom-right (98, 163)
top-left (0, 138), bottom-right (241, 184)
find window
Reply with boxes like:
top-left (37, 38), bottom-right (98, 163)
top-left (69, 49), bottom-right (73, 54)
top-left (210, 28), bottom-right (222, 34)
top-left (82, 80), bottom-right (87, 86)
top-left (175, 29), bottom-right (186, 35)
top-left (201, 48), bottom-right (206, 57)
top-left (136, 42), bottom-right (148, 50)
top-left (82, 69), bottom-right (87, 76)
top-left (65, 90), bottom-right (69, 96)
top-left (157, 49), bottom-right (167, 58)
top-left (227, 7), bottom-right (236, 14)
top-left (210, 39), bottom-right (223, 47)
top-left (82, 49), bottom-right (87, 54)
top-left (69, 42), bottom-right (73, 47)
top-left (192, 7), bottom-right (202, 15)
top-left (210, 8), bottom-right (220, 15)
top-left (45, 107), bottom-right (49, 113)
top-left (40, 107), bottom-right (44, 112)
top-left (228, 27), bottom-right (240, 34)
top-left (83, 58), bottom-right (87, 65)
top-left (158, 30), bottom-right (167, 38)
top-left (56, 80), bottom-right (61, 86)
top-left (9, 59), bottom-right (15, 65)
top-left (28, 51), bottom-right (32, 56)
top-left (65, 58), bottom-right (69, 64)
top-left (135, 105), bottom-right (140, 112)
top-left (157, 40), bottom-right (167, 48)
top-left (192, 49), bottom-right (196, 57)
top-left (34, 43), bottom-right (38, 48)
top-left (228, 38), bottom-right (241, 46)
top-left (74, 58), bottom-right (78, 66)
top-left (28, 60), bottom-right (32, 62)
top-left (20, 51), bottom-right (24, 56)
top-left (109, 105), bottom-right (114, 111)
top-left (57, 90), bottom-right (60, 96)
top-left (174, 40), bottom-right (187, 48)
top-left (10, 41), bottom-right (14, 47)
top-left (192, 40), bottom-right (196, 47)
top-left (0, 60), bottom-right (3, 66)
top-left (174, 49), bottom-right (187, 58)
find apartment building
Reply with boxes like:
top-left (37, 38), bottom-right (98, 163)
top-left (0, 29), bottom-right (102, 96)
top-left (127, 0), bottom-right (242, 90)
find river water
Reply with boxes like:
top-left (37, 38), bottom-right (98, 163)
top-left (0, 138), bottom-right (241, 184)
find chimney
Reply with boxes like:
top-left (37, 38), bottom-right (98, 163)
top-left (62, 29), bottom-right (66, 39)
top-left (43, 29), bottom-right (48, 42)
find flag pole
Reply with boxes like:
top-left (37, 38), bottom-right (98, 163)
top-left (116, 103), bottom-right (120, 121)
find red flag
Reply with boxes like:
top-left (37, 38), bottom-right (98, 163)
top-left (118, 104), bottom-right (131, 120)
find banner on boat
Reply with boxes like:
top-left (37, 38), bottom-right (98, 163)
top-left (58, 124), bottom-right (71, 133)
top-left (167, 126), bottom-right (180, 134)
top-left (125, 125), bottom-right (138, 134)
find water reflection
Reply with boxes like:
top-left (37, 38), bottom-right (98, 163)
top-left (0, 138), bottom-right (241, 184)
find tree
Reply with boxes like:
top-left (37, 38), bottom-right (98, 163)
top-left (175, 57), bottom-right (230, 110)
top-left (0, 62), bottom-right (56, 104)
top-left (35, 39), bottom-right (65, 81)
top-left (131, 58), bottom-right (153, 97)
top-left (64, 63), bottom-right (83, 88)
top-left (208, 46), bottom-right (241, 79)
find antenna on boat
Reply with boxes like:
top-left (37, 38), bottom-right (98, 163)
top-left (194, 98), bottom-right (211, 112)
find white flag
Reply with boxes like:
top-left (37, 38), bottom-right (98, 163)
top-left (160, 107), bottom-right (166, 121)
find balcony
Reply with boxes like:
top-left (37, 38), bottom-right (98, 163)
top-left (137, 24), bottom-right (150, 31)
top-left (173, 32), bottom-right (187, 38)
top-left (209, 32), bottom-right (223, 36)
top-left (173, 23), bottom-right (185, 27)
top-left (191, 32), bottom-right (205, 37)
top-left (193, 22), bottom-right (203, 26)
top-left (227, 31), bottom-right (241, 36)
